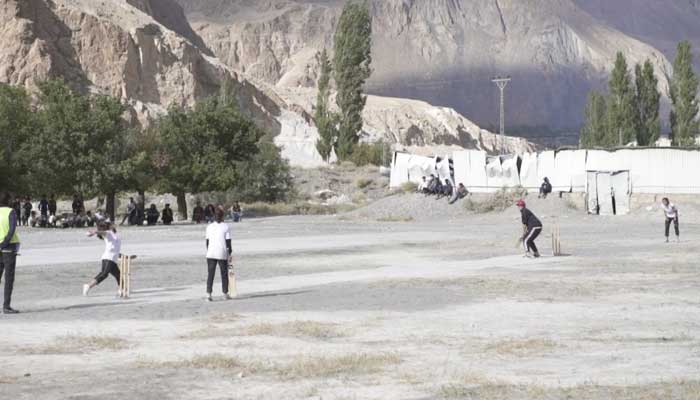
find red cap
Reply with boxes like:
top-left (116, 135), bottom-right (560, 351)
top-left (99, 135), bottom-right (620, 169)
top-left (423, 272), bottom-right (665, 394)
top-left (516, 199), bottom-right (526, 207)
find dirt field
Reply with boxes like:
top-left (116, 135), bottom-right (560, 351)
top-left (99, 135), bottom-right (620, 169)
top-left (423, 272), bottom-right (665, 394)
top-left (1, 197), bottom-right (699, 399)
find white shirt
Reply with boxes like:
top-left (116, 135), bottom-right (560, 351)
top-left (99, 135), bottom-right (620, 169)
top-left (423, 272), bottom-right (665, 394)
top-left (662, 203), bottom-right (678, 219)
top-left (101, 231), bottom-right (121, 263)
top-left (206, 222), bottom-right (231, 260)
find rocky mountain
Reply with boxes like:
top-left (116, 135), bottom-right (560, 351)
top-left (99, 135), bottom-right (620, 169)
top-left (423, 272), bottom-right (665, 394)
top-left (572, 0), bottom-right (700, 66)
top-left (176, 0), bottom-right (675, 135)
top-left (1, 0), bottom-right (536, 168)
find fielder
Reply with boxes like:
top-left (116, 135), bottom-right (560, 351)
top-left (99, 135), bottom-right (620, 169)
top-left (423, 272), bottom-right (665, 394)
top-left (661, 197), bottom-right (680, 243)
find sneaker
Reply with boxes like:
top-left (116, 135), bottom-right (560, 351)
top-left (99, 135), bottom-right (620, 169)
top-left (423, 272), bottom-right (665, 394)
top-left (665, 237), bottom-right (669, 243)
top-left (82, 284), bottom-right (90, 296)
top-left (2, 307), bottom-right (19, 314)
top-left (224, 294), bottom-right (232, 300)
top-left (533, 252), bottom-right (541, 258)
top-left (523, 252), bottom-right (533, 258)
top-left (206, 294), bottom-right (213, 302)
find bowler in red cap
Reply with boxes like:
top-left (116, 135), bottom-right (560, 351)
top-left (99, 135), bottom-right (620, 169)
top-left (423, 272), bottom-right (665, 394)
top-left (517, 199), bottom-right (542, 258)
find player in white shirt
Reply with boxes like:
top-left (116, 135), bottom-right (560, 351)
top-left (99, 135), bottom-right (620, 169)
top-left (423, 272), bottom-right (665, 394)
top-left (83, 220), bottom-right (122, 296)
top-left (205, 207), bottom-right (232, 301)
top-left (661, 197), bottom-right (680, 243)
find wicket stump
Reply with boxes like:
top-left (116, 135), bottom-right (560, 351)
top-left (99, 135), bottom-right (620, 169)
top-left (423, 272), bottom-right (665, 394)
top-left (119, 255), bottom-right (133, 298)
top-left (551, 224), bottom-right (562, 256)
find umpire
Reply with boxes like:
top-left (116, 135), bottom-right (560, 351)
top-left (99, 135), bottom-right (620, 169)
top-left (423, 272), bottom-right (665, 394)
top-left (0, 192), bottom-right (20, 314)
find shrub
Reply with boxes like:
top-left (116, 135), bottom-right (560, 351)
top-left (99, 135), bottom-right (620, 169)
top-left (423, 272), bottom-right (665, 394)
top-left (401, 182), bottom-right (418, 193)
top-left (356, 178), bottom-right (373, 189)
top-left (350, 141), bottom-right (390, 167)
top-left (464, 187), bottom-right (528, 214)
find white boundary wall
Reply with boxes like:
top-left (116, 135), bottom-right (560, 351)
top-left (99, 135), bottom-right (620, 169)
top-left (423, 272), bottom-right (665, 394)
top-left (391, 148), bottom-right (700, 194)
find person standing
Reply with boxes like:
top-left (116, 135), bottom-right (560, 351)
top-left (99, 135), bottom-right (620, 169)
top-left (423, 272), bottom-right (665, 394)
top-left (205, 208), bottom-right (232, 301)
top-left (38, 195), bottom-right (49, 218)
top-left (22, 198), bottom-right (32, 227)
top-left (83, 220), bottom-right (122, 296)
top-left (517, 199), bottom-right (543, 258)
top-left (48, 194), bottom-right (57, 217)
top-left (230, 201), bottom-right (242, 223)
top-left (120, 198), bottom-right (136, 226)
top-left (0, 193), bottom-right (20, 313)
top-left (661, 197), bottom-right (680, 243)
top-left (161, 204), bottom-right (174, 225)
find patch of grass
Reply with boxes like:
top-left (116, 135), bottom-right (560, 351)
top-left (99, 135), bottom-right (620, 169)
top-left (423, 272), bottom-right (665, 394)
top-left (356, 178), bottom-right (373, 189)
top-left (377, 215), bottom-right (414, 222)
top-left (484, 338), bottom-right (559, 356)
top-left (438, 380), bottom-right (700, 400)
top-left (352, 191), bottom-right (368, 204)
top-left (178, 326), bottom-right (233, 340)
top-left (275, 353), bottom-right (401, 379)
top-left (400, 182), bottom-right (418, 193)
top-left (463, 187), bottom-right (528, 213)
top-left (20, 335), bottom-right (129, 354)
top-left (243, 321), bottom-right (345, 340)
top-left (144, 354), bottom-right (262, 375)
top-left (242, 201), bottom-right (354, 217)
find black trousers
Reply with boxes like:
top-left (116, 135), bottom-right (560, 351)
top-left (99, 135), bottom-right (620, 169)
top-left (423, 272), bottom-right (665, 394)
top-left (94, 259), bottom-right (121, 285)
top-left (207, 258), bottom-right (229, 294)
top-left (665, 217), bottom-right (680, 237)
top-left (524, 226), bottom-right (542, 254)
top-left (0, 251), bottom-right (17, 309)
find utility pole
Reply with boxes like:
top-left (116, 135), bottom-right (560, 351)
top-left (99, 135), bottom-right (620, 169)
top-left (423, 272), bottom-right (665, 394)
top-left (491, 76), bottom-right (511, 154)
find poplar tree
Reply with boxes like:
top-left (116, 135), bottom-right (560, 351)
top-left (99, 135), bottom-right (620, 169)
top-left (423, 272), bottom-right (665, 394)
top-left (333, 1), bottom-right (372, 160)
top-left (606, 52), bottom-right (638, 146)
top-left (634, 60), bottom-right (661, 146)
top-left (314, 49), bottom-right (336, 162)
top-left (669, 41), bottom-right (699, 146)
top-left (580, 91), bottom-right (607, 148)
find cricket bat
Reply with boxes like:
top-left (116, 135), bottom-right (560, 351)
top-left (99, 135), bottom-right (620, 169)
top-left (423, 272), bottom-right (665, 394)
top-left (228, 256), bottom-right (238, 298)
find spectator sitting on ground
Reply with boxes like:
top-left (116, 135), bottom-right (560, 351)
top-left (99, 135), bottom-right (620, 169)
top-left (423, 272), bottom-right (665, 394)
top-left (162, 204), bottom-right (174, 225)
top-left (146, 204), bottom-right (160, 225)
top-left (417, 176), bottom-right (428, 193)
top-left (438, 179), bottom-right (453, 199)
top-left (29, 211), bottom-right (38, 227)
top-left (539, 177), bottom-right (552, 198)
top-left (449, 183), bottom-right (468, 204)
top-left (432, 178), bottom-right (444, 195)
top-left (85, 211), bottom-right (95, 227)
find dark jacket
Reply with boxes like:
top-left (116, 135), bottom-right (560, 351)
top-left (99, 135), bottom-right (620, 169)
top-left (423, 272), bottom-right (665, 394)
top-left (521, 207), bottom-right (542, 229)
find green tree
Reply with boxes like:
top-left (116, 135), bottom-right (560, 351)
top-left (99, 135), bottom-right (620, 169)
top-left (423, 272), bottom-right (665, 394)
top-left (669, 41), bottom-right (699, 146)
top-left (29, 79), bottom-right (93, 196)
top-left (237, 141), bottom-right (294, 203)
top-left (634, 60), bottom-right (661, 146)
top-left (314, 49), bottom-right (337, 162)
top-left (88, 95), bottom-right (130, 219)
top-left (156, 95), bottom-right (262, 219)
top-left (580, 91), bottom-right (608, 148)
top-left (0, 84), bottom-right (33, 194)
top-left (607, 52), bottom-right (639, 146)
top-left (333, 0), bottom-right (372, 160)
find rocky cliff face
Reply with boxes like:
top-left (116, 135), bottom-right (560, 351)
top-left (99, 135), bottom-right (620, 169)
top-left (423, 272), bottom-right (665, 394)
top-left (0, 0), bottom-right (538, 168)
top-left (0, 0), bottom-right (281, 129)
top-left (177, 0), bottom-right (674, 133)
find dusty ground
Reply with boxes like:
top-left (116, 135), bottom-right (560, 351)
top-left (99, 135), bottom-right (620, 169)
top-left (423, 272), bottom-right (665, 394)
top-left (1, 197), bottom-right (699, 399)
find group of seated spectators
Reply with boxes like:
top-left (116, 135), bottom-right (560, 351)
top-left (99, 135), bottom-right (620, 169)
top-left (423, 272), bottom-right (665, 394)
top-left (192, 201), bottom-right (243, 224)
top-left (418, 175), bottom-right (469, 204)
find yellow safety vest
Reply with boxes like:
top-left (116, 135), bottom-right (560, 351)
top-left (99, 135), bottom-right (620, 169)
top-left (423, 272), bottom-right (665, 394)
top-left (0, 207), bottom-right (20, 244)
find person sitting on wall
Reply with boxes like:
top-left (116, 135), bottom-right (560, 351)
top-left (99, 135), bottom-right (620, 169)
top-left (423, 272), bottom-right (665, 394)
top-left (449, 183), bottom-right (468, 204)
top-left (539, 177), bottom-right (552, 199)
